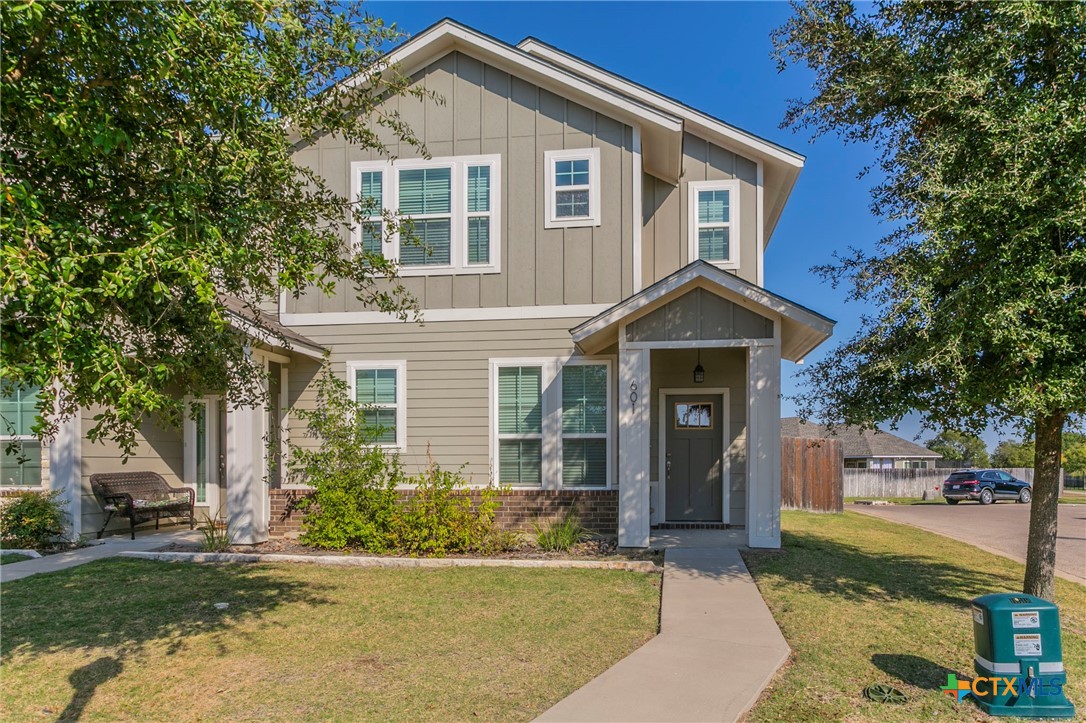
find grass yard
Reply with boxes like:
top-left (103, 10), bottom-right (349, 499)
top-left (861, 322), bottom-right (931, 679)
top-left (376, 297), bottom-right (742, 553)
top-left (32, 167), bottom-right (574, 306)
top-left (0, 553), bottom-right (32, 566)
top-left (1, 559), bottom-right (661, 722)
top-left (744, 511), bottom-right (1086, 721)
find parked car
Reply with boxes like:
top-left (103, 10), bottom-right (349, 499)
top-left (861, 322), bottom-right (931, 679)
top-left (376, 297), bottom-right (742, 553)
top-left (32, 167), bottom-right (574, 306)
top-left (942, 470), bottom-right (1032, 505)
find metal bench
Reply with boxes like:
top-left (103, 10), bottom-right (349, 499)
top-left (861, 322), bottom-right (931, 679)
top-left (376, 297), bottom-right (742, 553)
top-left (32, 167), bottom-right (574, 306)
top-left (90, 471), bottom-right (195, 540)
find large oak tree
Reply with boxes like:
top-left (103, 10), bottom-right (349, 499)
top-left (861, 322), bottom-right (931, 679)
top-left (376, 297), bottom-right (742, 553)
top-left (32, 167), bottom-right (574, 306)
top-left (2, 1), bottom-right (424, 451)
top-left (776, 1), bottom-right (1085, 599)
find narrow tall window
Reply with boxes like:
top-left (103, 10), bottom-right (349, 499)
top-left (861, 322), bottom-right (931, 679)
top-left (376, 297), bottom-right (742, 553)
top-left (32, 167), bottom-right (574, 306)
top-left (191, 400), bottom-right (208, 503)
top-left (398, 167), bottom-right (452, 266)
top-left (497, 366), bottom-right (543, 486)
top-left (354, 368), bottom-right (400, 444)
top-left (466, 164), bottom-right (492, 265)
top-left (561, 364), bottom-right (609, 487)
top-left (360, 170), bottom-right (384, 256)
top-left (0, 383), bottom-right (41, 486)
top-left (688, 180), bottom-right (740, 268)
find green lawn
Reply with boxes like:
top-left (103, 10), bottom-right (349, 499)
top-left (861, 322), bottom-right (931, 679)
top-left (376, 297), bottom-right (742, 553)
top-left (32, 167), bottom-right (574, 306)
top-left (744, 511), bottom-right (1086, 721)
top-left (0, 553), bottom-right (33, 566)
top-left (1, 559), bottom-right (661, 722)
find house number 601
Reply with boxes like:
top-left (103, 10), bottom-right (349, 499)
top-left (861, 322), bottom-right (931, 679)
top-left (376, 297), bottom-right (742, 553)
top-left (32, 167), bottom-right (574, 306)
top-left (629, 381), bottom-right (638, 408)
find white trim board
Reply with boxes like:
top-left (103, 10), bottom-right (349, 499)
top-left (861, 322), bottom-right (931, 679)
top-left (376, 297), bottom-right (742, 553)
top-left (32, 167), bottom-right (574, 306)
top-left (281, 303), bottom-right (614, 327)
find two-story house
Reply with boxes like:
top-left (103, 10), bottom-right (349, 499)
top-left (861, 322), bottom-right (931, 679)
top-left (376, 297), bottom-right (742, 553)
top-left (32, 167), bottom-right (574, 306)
top-left (7, 19), bottom-right (833, 549)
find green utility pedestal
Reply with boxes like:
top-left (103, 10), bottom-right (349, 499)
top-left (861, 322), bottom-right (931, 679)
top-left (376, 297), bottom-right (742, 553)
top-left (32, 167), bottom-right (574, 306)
top-left (971, 593), bottom-right (1075, 718)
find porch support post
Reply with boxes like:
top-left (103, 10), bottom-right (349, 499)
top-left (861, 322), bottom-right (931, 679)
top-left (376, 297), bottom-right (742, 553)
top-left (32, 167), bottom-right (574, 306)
top-left (49, 411), bottom-right (82, 541)
top-left (746, 338), bottom-right (782, 548)
top-left (618, 344), bottom-right (650, 548)
top-left (226, 346), bottom-right (269, 545)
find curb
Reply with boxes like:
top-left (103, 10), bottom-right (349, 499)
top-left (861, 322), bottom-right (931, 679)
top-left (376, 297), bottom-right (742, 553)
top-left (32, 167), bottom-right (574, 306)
top-left (119, 550), bottom-right (662, 572)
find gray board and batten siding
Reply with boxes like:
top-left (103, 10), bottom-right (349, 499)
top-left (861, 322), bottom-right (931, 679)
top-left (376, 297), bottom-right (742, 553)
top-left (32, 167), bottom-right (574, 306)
top-left (289, 50), bottom-right (636, 314)
top-left (642, 133), bottom-right (761, 289)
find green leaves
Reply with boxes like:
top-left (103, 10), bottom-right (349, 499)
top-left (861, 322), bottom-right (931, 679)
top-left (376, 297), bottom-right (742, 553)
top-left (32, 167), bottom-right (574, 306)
top-left (777, 1), bottom-right (1086, 436)
top-left (1, 1), bottom-right (423, 449)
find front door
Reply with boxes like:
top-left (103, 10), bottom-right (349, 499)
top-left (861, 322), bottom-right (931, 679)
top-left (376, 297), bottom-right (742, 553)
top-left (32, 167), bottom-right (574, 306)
top-left (184, 396), bottom-right (221, 516)
top-left (665, 394), bottom-right (723, 522)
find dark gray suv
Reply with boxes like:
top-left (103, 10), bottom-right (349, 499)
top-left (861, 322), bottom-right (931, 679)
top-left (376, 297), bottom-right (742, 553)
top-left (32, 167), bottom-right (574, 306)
top-left (942, 469), bottom-right (1032, 505)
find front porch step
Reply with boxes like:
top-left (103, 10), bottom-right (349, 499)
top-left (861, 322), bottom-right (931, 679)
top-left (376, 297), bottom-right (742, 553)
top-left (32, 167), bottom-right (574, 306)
top-left (651, 522), bottom-right (742, 530)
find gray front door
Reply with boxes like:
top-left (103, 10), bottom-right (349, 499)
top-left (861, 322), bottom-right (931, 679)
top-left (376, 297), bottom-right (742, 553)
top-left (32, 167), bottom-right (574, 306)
top-left (665, 394), bottom-right (723, 522)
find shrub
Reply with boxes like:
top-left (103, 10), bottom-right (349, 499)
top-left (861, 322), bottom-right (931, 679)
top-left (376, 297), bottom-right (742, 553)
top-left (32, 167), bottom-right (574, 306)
top-left (289, 367), bottom-right (403, 551)
top-left (534, 510), bottom-right (590, 552)
top-left (392, 457), bottom-right (514, 557)
top-left (199, 512), bottom-right (232, 552)
top-left (0, 490), bottom-right (66, 549)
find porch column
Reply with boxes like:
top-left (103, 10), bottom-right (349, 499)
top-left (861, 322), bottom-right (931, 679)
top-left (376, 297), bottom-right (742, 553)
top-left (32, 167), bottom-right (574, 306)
top-left (618, 346), bottom-right (650, 547)
top-left (49, 412), bottom-right (82, 541)
top-left (746, 340), bottom-right (782, 548)
top-left (226, 347), bottom-right (268, 545)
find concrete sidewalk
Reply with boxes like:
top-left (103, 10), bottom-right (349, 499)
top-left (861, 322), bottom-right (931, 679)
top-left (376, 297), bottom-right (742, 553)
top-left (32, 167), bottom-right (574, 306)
top-left (1, 527), bottom-right (201, 583)
top-left (536, 545), bottom-right (789, 722)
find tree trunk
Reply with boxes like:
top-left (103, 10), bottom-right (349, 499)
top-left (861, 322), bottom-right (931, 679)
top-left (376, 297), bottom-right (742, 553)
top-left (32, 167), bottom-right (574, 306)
top-left (1023, 410), bottom-right (1064, 600)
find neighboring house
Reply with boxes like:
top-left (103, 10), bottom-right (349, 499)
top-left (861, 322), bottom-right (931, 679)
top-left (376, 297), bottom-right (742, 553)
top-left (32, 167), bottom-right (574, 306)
top-left (2, 20), bottom-right (833, 549)
top-left (780, 418), bottom-right (942, 470)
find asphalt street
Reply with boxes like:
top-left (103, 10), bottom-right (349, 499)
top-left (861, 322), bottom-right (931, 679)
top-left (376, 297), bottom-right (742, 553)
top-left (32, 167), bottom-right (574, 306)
top-left (851, 501), bottom-right (1086, 586)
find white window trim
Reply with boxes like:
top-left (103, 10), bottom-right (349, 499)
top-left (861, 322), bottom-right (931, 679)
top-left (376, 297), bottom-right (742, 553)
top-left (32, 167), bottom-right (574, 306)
top-left (488, 356), bottom-right (613, 490)
top-left (350, 154), bottom-right (501, 277)
top-left (688, 179), bottom-right (741, 270)
top-left (346, 360), bottom-right (408, 451)
top-left (559, 358), bottom-right (613, 489)
top-left (183, 395), bottom-right (220, 511)
top-left (544, 147), bottom-right (602, 229)
top-left (1, 385), bottom-right (44, 488)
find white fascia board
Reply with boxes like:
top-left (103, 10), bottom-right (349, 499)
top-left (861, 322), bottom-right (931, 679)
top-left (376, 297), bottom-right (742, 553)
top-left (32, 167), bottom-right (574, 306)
top-left (518, 39), bottom-right (804, 168)
top-left (225, 312), bottom-right (326, 360)
top-left (353, 21), bottom-right (683, 136)
top-left (281, 303), bottom-right (614, 327)
top-left (571, 262), bottom-right (834, 349)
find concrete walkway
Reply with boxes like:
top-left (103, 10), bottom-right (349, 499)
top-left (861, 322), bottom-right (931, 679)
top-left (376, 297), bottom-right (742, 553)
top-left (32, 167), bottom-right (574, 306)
top-left (1, 527), bottom-right (201, 583)
top-left (537, 541), bottom-right (789, 722)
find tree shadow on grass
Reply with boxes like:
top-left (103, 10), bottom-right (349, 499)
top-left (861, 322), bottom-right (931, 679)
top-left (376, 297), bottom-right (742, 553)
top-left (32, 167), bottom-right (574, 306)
top-left (872, 653), bottom-right (967, 692)
top-left (743, 529), bottom-right (1024, 607)
top-left (56, 656), bottom-right (123, 722)
top-left (0, 558), bottom-right (334, 659)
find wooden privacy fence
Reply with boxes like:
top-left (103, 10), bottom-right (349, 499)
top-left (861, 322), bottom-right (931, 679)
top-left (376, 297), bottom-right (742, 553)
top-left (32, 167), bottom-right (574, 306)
top-left (843, 467), bottom-right (1062, 499)
top-left (781, 436), bottom-right (843, 512)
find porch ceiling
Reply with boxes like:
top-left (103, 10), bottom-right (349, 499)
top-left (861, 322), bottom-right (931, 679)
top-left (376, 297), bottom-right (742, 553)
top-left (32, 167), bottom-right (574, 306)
top-left (569, 261), bottom-right (834, 361)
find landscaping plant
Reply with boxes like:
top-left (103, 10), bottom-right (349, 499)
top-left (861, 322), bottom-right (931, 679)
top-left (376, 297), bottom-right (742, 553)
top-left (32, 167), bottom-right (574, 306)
top-left (0, 490), bottom-right (66, 549)
top-left (198, 512), bottom-right (232, 553)
top-left (534, 510), bottom-right (591, 553)
top-left (289, 367), bottom-right (403, 551)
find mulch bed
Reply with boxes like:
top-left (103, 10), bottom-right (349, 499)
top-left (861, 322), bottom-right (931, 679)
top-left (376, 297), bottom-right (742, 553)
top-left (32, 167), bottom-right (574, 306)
top-left (162, 536), bottom-right (664, 564)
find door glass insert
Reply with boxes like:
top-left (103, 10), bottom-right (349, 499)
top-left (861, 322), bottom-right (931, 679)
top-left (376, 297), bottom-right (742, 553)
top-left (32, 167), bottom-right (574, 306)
top-left (192, 400), bottom-right (208, 503)
top-left (674, 402), bottom-right (713, 429)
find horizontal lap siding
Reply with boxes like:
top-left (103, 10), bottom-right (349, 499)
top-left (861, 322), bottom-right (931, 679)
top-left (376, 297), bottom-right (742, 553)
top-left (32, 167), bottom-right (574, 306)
top-left (287, 318), bottom-right (593, 483)
top-left (78, 407), bottom-right (184, 537)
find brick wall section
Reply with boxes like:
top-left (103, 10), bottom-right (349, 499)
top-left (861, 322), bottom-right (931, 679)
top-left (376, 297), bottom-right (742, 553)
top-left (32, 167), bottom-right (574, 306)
top-left (268, 488), bottom-right (619, 538)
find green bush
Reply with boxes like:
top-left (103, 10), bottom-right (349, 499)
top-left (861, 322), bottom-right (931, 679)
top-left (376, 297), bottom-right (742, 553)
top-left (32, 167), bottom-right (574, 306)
top-left (289, 367), bottom-right (403, 551)
top-left (534, 510), bottom-right (590, 552)
top-left (199, 512), bottom-right (233, 552)
top-left (0, 490), bottom-right (66, 549)
top-left (392, 458), bottom-right (514, 557)
top-left (290, 366), bottom-right (513, 556)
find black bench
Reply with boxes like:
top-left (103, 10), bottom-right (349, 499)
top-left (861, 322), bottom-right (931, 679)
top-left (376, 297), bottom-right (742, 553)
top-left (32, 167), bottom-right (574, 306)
top-left (91, 471), bottom-right (195, 540)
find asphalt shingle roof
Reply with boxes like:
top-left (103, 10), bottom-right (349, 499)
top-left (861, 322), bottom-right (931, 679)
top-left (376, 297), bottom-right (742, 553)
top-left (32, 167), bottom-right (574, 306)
top-left (780, 418), bottom-right (941, 459)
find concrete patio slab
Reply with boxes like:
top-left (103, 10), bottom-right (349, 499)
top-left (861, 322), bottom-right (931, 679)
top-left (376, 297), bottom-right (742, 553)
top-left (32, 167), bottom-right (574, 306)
top-left (536, 546), bottom-right (789, 722)
top-left (0, 526), bottom-right (201, 583)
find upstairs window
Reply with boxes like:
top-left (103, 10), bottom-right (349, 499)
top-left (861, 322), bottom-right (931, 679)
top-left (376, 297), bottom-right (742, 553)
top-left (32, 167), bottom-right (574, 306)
top-left (688, 179), bottom-right (740, 268)
top-left (544, 148), bottom-right (601, 228)
top-left (352, 155), bottom-right (501, 275)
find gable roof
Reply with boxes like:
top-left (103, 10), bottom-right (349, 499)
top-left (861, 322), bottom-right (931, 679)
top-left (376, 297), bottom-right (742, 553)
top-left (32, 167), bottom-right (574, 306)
top-left (780, 418), bottom-right (942, 459)
top-left (222, 296), bottom-right (326, 359)
top-left (341, 19), bottom-right (804, 246)
top-left (516, 36), bottom-right (804, 244)
top-left (570, 260), bottom-right (834, 361)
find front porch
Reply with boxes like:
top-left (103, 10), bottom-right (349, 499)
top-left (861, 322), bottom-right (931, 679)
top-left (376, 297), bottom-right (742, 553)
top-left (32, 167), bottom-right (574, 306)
top-left (571, 261), bottom-right (834, 549)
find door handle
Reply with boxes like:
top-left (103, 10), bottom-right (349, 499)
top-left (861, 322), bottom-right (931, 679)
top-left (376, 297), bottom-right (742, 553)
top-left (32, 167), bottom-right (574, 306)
top-left (666, 459), bottom-right (672, 478)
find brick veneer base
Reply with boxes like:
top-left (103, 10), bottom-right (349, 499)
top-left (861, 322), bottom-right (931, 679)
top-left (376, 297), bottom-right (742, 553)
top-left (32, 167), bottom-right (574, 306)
top-left (269, 488), bottom-right (618, 539)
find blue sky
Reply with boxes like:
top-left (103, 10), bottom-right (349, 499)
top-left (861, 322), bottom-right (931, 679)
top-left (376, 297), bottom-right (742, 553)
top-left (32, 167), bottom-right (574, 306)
top-left (368, 1), bottom-right (1006, 449)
